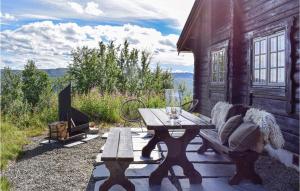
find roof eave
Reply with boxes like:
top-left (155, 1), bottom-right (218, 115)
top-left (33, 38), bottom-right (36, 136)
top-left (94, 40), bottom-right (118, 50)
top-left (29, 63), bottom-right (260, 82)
top-left (177, 0), bottom-right (204, 52)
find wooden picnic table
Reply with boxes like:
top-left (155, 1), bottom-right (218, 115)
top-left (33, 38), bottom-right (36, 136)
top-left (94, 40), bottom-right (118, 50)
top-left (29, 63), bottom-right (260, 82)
top-left (138, 108), bottom-right (214, 186)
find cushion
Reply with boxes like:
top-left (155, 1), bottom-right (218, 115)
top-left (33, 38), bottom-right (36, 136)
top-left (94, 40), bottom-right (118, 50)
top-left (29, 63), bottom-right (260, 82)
top-left (229, 122), bottom-right (260, 152)
top-left (218, 115), bottom-right (243, 145)
top-left (225, 104), bottom-right (249, 121)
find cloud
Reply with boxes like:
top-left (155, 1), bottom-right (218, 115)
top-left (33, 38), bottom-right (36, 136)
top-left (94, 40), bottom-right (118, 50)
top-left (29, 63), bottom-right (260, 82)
top-left (20, 14), bottom-right (60, 20)
top-left (0, 12), bottom-right (17, 24)
top-left (0, 12), bottom-right (16, 21)
top-left (85, 2), bottom-right (103, 16)
top-left (4, 0), bottom-right (194, 29)
top-left (67, 2), bottom-right (84, 14)
top-left (67, 1), bottom-right (103, 16)
top-left (1, 21), bottom-right (194, 70)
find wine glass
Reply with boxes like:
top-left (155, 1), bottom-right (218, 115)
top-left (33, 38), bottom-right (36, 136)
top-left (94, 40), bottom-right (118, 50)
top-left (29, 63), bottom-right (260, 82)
top-left (165, 89), bottom-right (182, 122)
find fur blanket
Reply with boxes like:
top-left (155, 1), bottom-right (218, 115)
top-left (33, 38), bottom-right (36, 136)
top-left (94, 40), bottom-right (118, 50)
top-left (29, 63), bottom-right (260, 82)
top-left (211, 102), bottom-right (233, 131)
top-left (243, 108), bottom-right (285, 149)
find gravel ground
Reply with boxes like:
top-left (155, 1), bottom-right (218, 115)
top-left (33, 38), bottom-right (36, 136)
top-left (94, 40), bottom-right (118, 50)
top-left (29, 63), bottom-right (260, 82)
top-left (256, 153), bottom-right (299, 191)
top-left (4, 128), bottom-right (299, 191)
top-left (4, 129), bottom-right (107, 191)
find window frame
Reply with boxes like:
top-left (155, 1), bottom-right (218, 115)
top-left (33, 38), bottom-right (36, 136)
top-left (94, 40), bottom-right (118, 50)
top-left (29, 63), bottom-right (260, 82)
top-left (211, 48), bottom-right (226, 84)
top-left (252, 30), bottom-right (286, 87)
top-left (248, 17), bottom-right (295, 114)
top-left (209, 41), bottom-right (228, 86)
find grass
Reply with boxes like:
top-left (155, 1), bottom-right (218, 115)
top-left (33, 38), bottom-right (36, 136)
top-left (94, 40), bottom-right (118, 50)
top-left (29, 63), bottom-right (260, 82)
top-left (0, 121), bottom-right (28, 170)
top-left (0, 177), bottom-right (10, 191)
top-left (0, 121), bottom-right (45, 191)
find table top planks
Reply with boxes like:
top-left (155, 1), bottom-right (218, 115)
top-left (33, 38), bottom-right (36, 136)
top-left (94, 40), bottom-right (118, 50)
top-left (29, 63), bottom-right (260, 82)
top-left (138, 108), bottom-right (164, 129)
top-left (101, 128), bottom-right (133, 161)
top-left (181, 110), bottom-right (215, 129)
top-left (138, 108), bottom-right (214, 130)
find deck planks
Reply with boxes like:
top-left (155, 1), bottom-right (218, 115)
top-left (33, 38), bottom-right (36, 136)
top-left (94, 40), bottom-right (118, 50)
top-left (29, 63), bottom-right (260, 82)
top-left (95, 128), bottom-right (266, 191)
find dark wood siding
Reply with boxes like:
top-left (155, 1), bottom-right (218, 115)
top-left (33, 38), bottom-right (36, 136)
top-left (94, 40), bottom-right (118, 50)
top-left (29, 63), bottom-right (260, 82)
top-left (239, 0), bottom-right (299, 153)
top-left (193, 0), bottom-right (232, 116)
top-left (190, 0), bottom-right (299, 153)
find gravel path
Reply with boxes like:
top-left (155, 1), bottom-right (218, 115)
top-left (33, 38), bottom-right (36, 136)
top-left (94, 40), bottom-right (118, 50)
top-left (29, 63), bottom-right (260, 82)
top-left (4, 129), bottom-right (107, 191)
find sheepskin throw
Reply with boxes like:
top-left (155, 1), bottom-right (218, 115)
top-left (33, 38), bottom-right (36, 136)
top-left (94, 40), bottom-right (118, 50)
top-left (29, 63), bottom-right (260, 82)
top-left (243, 108), bottom-right (285, 149)
top-left (211, 101), bottom-right (233, 131)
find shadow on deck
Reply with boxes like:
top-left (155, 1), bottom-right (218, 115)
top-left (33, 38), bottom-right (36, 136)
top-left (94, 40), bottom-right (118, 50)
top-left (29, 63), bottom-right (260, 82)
top-left (89, 128), bottom-right (266, 191)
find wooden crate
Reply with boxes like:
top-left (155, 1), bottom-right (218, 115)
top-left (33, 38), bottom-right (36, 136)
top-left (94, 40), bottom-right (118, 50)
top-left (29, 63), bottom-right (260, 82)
top-left (48, 121), bottom-right (69, 140)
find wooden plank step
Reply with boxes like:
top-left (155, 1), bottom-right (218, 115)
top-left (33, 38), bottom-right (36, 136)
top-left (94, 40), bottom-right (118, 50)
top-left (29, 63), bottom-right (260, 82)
top-left (178, 178), bottom-right (266, 191)
top-left (172, 163), bottom-right (236, 178)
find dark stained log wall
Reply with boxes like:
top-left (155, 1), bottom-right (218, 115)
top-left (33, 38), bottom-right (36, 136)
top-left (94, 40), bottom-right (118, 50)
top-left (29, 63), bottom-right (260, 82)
top-left (191, 0), bottom-right (299, 153)
top-left (240, 0), bottom-right (299, 153)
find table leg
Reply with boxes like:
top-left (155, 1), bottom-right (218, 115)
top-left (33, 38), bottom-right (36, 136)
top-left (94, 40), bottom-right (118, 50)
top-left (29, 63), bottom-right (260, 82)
top-left (142, 131), bottom-right (160, 158)
top-left (149, 129), bottom-right (202, 186)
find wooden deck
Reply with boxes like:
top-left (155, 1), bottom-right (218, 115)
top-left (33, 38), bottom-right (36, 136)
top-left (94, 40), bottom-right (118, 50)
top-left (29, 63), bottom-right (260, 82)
top-left (92, 128), bottom-right (266, 191)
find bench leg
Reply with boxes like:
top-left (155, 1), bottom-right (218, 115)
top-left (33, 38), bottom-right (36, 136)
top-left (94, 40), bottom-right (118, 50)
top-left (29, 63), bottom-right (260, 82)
top-left (99, 161), bottom-right (135, 191)
top-left (197, 138), bottom-right (209, 154)
top-left (229, 151), bottom-right (262, 185)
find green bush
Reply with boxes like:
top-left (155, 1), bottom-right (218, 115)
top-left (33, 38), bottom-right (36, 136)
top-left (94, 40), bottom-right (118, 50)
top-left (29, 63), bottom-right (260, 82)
top-left (73, 91), bottom-right (168, 123)
top-left (73, 92), bottom-right (122, 123)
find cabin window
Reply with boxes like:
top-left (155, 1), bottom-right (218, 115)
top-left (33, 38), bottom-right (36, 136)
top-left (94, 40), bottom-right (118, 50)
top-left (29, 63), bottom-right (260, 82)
top-left (211, 48), bottom-right (226, 83)
top-left (253, 31), bottom-right (286, 86)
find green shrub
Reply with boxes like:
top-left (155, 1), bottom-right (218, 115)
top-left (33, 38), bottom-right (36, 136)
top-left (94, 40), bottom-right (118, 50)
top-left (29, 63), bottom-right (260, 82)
top-left (73, 91), bottom-right (168, 123)
top-left (73, 92), bottom-right (122, 123)
top-left (143, 93), bottom-right (165, 108)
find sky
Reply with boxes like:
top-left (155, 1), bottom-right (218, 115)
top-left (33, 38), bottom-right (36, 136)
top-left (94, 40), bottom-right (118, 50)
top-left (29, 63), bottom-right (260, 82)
top-left (0, 0), bottom-right (195, 73)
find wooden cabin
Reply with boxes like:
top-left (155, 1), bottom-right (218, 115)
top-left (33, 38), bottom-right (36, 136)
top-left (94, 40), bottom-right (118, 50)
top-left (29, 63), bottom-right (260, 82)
top-left (177, 0), bottom-right (299, 167)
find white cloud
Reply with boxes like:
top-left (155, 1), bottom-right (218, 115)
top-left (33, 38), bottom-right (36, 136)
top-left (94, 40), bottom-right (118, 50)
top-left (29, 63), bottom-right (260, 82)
top-left (85, 2), bottom-right (103, 16)
top-left (20, 14), bottom-right (60, 20)
top-left (0, 12), bottom-right (17, 24)
top-left (8, 0), bottom-right (194, 29)
top-left (67, 2), bottom-right (84, 14)
top-left (67, 1), bottom-right (103, 16)
top-left (1, 21), bottom-right (194, 70)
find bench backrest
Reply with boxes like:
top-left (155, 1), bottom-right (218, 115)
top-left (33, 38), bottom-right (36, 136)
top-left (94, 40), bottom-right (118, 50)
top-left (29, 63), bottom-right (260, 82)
top-left (101, 128), bottom-right (134, 162)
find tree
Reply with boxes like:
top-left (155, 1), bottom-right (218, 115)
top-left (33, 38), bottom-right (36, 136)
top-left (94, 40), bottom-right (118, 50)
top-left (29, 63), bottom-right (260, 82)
top-left (68, 40), bottom-right (174, 95)
top-left (1, 67), bottom-right (23, 112)
top-left (68, 47), bottom-right (99, 94)
top-left (22, 60), bottom-right (50, 107)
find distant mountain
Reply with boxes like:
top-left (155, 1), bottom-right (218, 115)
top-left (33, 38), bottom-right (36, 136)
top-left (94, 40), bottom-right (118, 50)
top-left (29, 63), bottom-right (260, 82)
top-left (0, 68), bottom-right (68, 78)
top-left (172, 72), bottom-right (194, 79)
top-left (42, 68), bottom-right (68, 78)
top-left (172, 72), bottom-right (194, 95)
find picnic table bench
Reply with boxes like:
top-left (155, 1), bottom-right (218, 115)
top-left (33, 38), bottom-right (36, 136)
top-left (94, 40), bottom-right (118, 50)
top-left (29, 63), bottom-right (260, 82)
top-left (100, 128), bottom-right (135, 191)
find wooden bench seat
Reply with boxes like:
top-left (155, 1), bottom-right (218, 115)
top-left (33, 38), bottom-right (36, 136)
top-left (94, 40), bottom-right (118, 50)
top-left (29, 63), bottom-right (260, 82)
top-left (199, 129), bottom-right (230, 155)
top-left (100, 128), bottom-right (135, 191)
top-left (197, 107), bottom-right (262, 185)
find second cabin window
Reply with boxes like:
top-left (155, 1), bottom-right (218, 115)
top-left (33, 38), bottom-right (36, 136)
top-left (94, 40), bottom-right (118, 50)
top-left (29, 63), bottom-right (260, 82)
top-left (211, 48), bottom-right (226, 83)
top-left (253, 31), bottom-right (286, 86)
